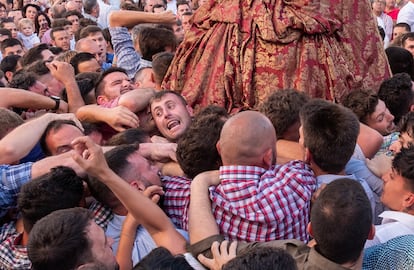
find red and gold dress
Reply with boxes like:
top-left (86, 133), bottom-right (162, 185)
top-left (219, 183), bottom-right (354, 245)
top-left (163, 0), bottom-right (391, 112)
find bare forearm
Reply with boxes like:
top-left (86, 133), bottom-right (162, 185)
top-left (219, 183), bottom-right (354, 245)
top-left (118, 88), bottom-right (154, 113)
top-left (109, 10), bottom-right (175, 27)
top-left (116, 218), bottom-right (137, 270)
top-left (0, 114), bottom-right (54, 164)
top-left (0, 88), bottom-right (57, 110)
top-left (76, 105), bottom-right (108, 122)
top-left (189, 178), bottom-right (220, 244)
top-left (64, 79), bottom-right (85, 113)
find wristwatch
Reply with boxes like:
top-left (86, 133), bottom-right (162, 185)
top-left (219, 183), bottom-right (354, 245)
top-left (50, 95), bottom-right (61, 111)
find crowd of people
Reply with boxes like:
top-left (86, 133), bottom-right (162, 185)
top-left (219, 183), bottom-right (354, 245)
top-left (0, 0), bottom-right (414, 269)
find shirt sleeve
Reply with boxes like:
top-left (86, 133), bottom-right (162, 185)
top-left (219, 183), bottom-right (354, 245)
top-left (109, 26), bottom-right (141, 79)
top-left (0, 163), bottom-right (33, 218)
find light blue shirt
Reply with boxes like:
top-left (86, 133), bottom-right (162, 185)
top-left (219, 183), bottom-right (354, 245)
top-left (106, 214), bottom-right (189, 266)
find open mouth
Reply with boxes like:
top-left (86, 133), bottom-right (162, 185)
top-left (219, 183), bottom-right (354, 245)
top-left (167, 120), bottom-right (180, 130)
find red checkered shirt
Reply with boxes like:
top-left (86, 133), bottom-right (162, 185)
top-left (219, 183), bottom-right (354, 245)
top-left (162, 175), bottom-right (191, 231)
top-left (211, 160), bottom-right (316, 242)
top-left (163, 160), bottom-right (316, 242)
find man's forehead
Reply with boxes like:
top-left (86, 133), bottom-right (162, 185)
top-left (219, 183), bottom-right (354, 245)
top-left (87, 32), bottom-right (103, 39)
top-left (103, 71), bottom-right (128, 82)
top-left (152, 93), bottom-right (184, 107)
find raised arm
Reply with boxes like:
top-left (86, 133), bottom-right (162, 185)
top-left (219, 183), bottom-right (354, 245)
top-left (72, 136), bottom-right (186, 255)
top-left (109, 10), bottom-right (176, 28)
top-left (0, 113), bottom-right (82, 164)
top-left (46, 61), bottom-right (84, 113)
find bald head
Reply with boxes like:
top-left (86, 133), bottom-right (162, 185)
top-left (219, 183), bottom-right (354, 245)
top-left (75, 38), bottom-right (102, 64)
top-left (218, 111), bottom-right (276, 167)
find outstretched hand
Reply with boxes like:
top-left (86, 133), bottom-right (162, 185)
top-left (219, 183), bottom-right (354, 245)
top-left (198, 241), bottom-right (237, 270)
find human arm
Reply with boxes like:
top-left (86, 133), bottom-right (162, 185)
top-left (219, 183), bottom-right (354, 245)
top-left (0, 113), bottom-right (82, 164)
top-left (0, 151), bottom-right (85, 218)
top-left (76, 105), bottom-right (139, 132)
top-left (109, 10), bottom-right (176, 28)
top-left (0, 88), bottom-right (68, 112)
top-left (116, 185), bottom-right (163, 270)
top-left (137, 142), bottom-right (177, 162)
top-left (118, 88), bottom-right (154, 113)
top-left (46, 61), bottom-right (85, 113)
top-left (189, 170), bottom-right (220, 244)
top-left (108, 11), bottom-right (176, 78)
top-left (71, 136), bottom-right (186, 255)
top-left (116, 213), bottom-right (139, 270)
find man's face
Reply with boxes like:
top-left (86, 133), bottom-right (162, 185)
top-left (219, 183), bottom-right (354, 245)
top-left (77, 39), bottom-right (103, 65)
top-left (3, 22), bottom-right (18, 38)
top-left (3, 44), bottom-right (24, 56)
top-left (381, 168), bottom-right (413, 211)
top-left (87, 221), bottom-right (118, 270)
top-left (404, 39), bottom-right (414, 57)
top-left (87, 32), bottom-right (107, 63)
top-left (151, 93), bottom-right (193, 142)
top-left (144, 0), bottom-right (163, 12)
top-left (8, 11), bottom-right (22, 26)
top-left (393, 26), bottom-right (409, 40)
top-left (172, 23), bottom-right (184, 43)
top-left (365, 99), bottom-right (395, 135)
top-left (40, 49), bottom-right (55, 62)
top-left (127, 152), bottom-right (162, 186)
top-left (52, 30), bottom-right (70, 51)
top-left (99, 71), bottom-right (133, 102)
top-left (38, 73), bottom-right (65, 96)
top-left (177, 4), bottom-right (190, 18)
top-left (67, 0), bottom-right (82, 12)
top-left (181, 14), bottom-right (192, 32)
top-left (78, 58), bottom-right (102, 73)
top-left (45, 124), bottom-right (84, 155)
top-left (372, 0), bottom-right (385, 13)
top-left (67, 15), bottom-right (80, 32)
top-left (134, 68), bottom-right (156, 89)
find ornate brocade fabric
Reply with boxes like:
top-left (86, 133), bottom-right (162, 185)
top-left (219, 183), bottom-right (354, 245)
top-left (163, 0), bottom-right (391, 112)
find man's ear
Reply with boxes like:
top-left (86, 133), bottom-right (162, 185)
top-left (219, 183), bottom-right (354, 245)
top-left (150, 71), bottom-right (156, 83)
top-left (368, 224), bottom-right (375, 240)
top-left (216, 140), bottom-right (221, 156)
top-left (262, 148), bottom-right (273, 168)
top-left (304, 148), bottom-right (312, 164)
top-left (130, 181), bottom-right (146, 192)
top-left (5, 71), bottom-right (13, 82)
top-left (96, 95), bottom-right (107, 105)
top-left (307, 222), bottom-right (313, 238)
top-left (403, 193), bottom-right (414, 209)
top-left (186, 105), bottom-right (194, 116)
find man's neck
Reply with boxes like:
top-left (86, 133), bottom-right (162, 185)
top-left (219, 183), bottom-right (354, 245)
top-left (341, 254), bottom-right (363, 270)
